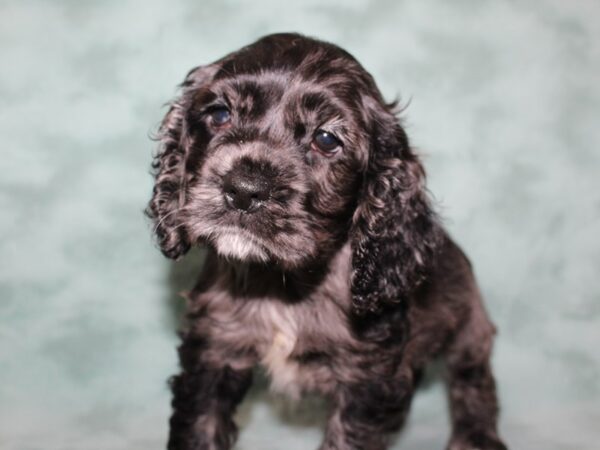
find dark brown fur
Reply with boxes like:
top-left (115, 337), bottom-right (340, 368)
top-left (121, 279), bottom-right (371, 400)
top-left (147, 33), bottom-right (506, 450)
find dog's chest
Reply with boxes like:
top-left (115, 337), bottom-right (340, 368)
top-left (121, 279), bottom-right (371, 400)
top-left (252, 299), bottom-right (346, 397)
top-left (201, 245), bottom-right (354, 397)
top-left (257, 304), bottom-right (306, 397)
top-left (206, 291), bottom-right (350, 397)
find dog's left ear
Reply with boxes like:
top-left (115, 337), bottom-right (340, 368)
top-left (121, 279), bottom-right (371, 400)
top-left (350, 101), bottom-right (443, 315)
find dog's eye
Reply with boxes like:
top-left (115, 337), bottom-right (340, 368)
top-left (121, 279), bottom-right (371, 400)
top-left (209, 106), bottom-right (231, 127)
top-left (312, 130), bottom-right (341, 154)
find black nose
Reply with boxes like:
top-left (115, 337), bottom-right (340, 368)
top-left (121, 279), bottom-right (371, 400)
top-left (223, 169), bottom-right (272, 212)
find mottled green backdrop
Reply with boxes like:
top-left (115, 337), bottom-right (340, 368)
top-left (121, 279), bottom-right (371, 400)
top-left (1, 1), bottom-right (598, 449)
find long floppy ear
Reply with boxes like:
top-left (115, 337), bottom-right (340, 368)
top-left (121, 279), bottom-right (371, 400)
top-left (350, 102), bottom-right (443, 315)
top-left (146, 66), bottom-right (212, 259)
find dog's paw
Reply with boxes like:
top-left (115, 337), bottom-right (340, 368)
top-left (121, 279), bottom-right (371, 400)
top-left (447, 430), bottom-right (507, 450)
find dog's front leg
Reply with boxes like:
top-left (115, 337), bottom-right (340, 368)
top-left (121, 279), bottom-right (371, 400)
top-left (320, 375), bottom-right (416, 450)
top-left (167, 333), bottom-right (253, 450)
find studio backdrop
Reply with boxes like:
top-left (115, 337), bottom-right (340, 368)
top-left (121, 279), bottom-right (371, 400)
top-left (0, 1), bottom-right (598, 449)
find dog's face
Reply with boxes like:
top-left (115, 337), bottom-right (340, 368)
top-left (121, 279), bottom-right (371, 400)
top-left (148, 34), bottom-right (442, 313)
top-left (180, 42), bottom-right (374, 268)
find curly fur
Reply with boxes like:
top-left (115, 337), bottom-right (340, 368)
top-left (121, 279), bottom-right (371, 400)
top-left (351, 98), bottom-right (443, 315)
top-left (147, 65), bottom-right (216, 259)
top-left (146, 33), bottom-right (507, 450)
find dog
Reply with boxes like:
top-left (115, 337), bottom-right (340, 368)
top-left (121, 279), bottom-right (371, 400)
top-left (147, 33), bottom-right (507, 450)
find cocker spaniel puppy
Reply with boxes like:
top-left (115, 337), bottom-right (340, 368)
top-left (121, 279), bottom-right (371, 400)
top-left (147, 33), bottom-right (506, 450)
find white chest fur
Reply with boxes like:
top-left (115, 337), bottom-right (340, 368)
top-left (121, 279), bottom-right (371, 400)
top-left (259, 304), bottom-right (305, 398)
top-left (202, 244), bottom-right (353, 398)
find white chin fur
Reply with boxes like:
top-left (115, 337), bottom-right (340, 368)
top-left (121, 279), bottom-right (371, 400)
top-left (214, 233), bottom-right (268, 262)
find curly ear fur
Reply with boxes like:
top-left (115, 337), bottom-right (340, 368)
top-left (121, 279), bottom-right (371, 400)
top-left (146, 66), bottom-right (212, 259)
top-left (351, 103), bottom-right (443, 315)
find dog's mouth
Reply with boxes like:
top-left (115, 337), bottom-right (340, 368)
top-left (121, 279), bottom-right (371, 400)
top-left (186, 185), bottom-right (317, 268)
top-left (211, 228), bottom-right (271, 263)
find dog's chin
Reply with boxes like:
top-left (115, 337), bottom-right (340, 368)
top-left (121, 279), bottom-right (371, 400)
top-left (213, 232), bottom-right (270, 263)
top-left (192, 219), bottom-right (317, 269)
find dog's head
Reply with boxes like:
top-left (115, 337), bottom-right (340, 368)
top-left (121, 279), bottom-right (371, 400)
top-left (147, 33), bottom-right (442, 314)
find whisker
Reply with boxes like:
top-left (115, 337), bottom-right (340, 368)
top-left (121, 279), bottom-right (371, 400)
top-left (153, 207), bottom-right (186, 234)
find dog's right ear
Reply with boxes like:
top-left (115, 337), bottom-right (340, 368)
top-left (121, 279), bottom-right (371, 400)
top-left (146, 66), bottom-right (213, 259)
